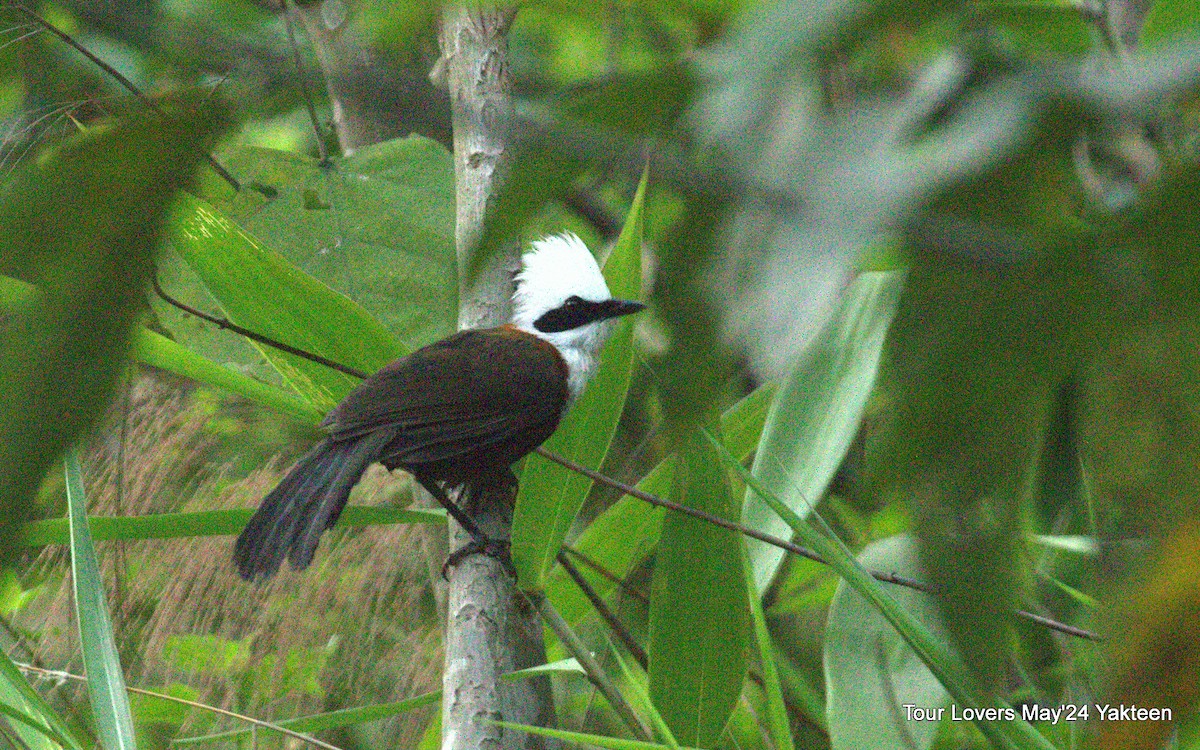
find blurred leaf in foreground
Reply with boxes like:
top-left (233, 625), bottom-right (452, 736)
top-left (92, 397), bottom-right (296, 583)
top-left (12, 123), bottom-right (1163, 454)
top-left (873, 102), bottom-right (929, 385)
top-left (0, 96), bottom-right (229, 566)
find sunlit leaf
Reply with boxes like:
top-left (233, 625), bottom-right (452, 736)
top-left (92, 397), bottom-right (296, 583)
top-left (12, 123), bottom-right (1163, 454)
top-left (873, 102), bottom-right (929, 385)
top-left (168, 193), bottom-right (403, 410)
top-left (744, 270), bottom-right (904, 594)
top-left (824, 535), bottom-right (950, 750)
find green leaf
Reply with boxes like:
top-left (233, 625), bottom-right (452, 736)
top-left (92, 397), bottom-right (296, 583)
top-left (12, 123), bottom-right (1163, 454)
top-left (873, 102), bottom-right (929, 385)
top-left (709, 432), bottom-right (1057, 750)
top-left (977, 3), bottom-right (1092, 56)
top-left (742, 545), bottom-right (794, 750)
top-left (824, 535), bottom-right (950, 750)
top-left (502, 658), bottom-right (586, 680)
top-left (132, 328), bottom-right (323, 426)
top-left (0, 700), bottom-right (70, 750)
top-left (512, 168), bottom-right (647, 590)
top-left (65, 448), bottom-right (138, 750)
top-left (0, 651), bottom-right (83, 750)
top-left (610, 646), bottom-right (680, 750)
top-left (18, 506), bottom-right (444, 547)
top-left (648, 425), bottom-right (750, 749)
top-left (415, 708), bottom-right (441, 750)
top-left (0, 98), bottom-right (229, 565)
top-left (199, 138), bottom-right (458, 352)
top-left (491, 720), bottom-right (698, 750)
top-left (167, 193), bottom-right (403, 410)
top-left (545, 384), bottom-right (775, 630)
top-left (744, 271), bottom-right (904, 594)
top-left (173, 691), bottom-right (441, 745)
top-left (1142, 0), bottom-right (1200, 46)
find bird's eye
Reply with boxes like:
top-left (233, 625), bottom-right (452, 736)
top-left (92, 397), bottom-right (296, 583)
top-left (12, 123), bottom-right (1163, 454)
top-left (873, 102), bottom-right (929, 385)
top-left (564, 295), bottom-right (584, 306)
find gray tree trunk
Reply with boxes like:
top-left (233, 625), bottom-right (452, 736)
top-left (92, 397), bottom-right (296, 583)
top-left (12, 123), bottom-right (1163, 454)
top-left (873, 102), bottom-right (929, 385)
top-left (437, 7), bottom-right (555, 750)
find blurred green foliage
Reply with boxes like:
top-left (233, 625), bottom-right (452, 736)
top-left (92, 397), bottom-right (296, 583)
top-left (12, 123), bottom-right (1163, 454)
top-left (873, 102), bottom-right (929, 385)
top-left (3, 1), bottom-right (1200, 749)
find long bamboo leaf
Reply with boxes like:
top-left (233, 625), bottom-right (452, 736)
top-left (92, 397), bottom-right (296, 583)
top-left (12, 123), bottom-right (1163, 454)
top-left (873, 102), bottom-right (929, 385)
top-left (742, 545), bottom-right (794, 750)
top-left (65, 448), bottom-right (137, 750)
top-left (133, 329), bottom-right (323, 426)
top-left (168, 193), bottom-right (403, 410)
top-left (0, 652), bottom-right (83, 750)
top-left (19, 506), bottom-right (444, 547)
top-left (173, 691), bottom-right (440, 746)
top-left (744, 271), bottom-right (905, 594)
top-left (492, 721), bottom-right (697, 750)
top-left (648, 423), bottom-right (749, 749)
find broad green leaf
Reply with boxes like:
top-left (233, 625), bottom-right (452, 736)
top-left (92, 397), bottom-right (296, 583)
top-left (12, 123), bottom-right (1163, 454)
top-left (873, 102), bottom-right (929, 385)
top-left (0, 651), bottom-right (83, 750)
top-left (744, 271), bottom-right (904, 594)
top-left (168, 193), bottom-right (403, 410)
top-left (198, 138), bottom-right (457, 352)
top-left (0, 99), bottom-right (228, 565)
top-left (1142, 0), bottom-right (1200, 45)
top-left (546, 384), bottom-right (775, 630)
top-left (711, 433), bottom-right (1057, 750)
top-left (132, 328), bottom-right (323, 426)
top-left (648, 425), bottom-right (750, 749)
top-left (512, 169), bottom-right (647, 590)
top-left (65, 448), bottom-right (137, 750)
top-left (743, 545), bottom-right (794, 750)
top-left (19, 506), bottom-right (444, 547)
top-left (824, 535), bottom-right (950, 750)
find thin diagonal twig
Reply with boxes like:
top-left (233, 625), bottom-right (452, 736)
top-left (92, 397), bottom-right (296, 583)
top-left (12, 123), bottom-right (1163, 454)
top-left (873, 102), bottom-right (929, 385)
top-left (555, 549), bottom-right (648, 668)
top-left (151, 276), bottom-right (369, 380)
top-left (8, 3), bottom-right (240, 191)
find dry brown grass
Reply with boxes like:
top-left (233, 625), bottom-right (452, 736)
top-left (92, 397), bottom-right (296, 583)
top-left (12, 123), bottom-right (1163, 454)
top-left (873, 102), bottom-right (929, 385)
top-left (15, 371), bottom-right (443, 748)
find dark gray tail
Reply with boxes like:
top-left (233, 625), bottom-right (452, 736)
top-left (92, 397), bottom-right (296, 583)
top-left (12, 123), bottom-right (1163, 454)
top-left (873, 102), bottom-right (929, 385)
top-left (234, 432), bottom-right (391, 581)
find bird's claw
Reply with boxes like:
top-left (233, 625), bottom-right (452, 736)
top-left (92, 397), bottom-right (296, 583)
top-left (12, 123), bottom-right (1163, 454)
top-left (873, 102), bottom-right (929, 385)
top-left (441, 537), bottom-right (515, 580)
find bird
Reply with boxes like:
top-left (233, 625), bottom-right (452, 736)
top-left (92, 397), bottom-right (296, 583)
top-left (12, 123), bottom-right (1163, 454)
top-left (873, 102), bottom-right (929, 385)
top-left (234, 232), bottom-right (644, 581)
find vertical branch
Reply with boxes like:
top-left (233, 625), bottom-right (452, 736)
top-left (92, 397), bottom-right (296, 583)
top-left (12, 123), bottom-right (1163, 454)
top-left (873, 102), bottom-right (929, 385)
top-left (290, 0), bottom-right (452, 155)
top-left (438, 7), bottom-right (555, 750)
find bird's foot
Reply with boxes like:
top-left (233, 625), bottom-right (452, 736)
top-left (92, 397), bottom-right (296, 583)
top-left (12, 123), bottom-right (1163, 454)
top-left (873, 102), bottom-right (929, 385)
top-left (441, 537), bottom-right (515, 580)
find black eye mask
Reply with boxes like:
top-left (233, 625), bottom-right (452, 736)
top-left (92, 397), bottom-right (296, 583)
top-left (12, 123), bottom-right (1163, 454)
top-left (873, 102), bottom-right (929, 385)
top-left (533, 296), bottom-right (646, 333)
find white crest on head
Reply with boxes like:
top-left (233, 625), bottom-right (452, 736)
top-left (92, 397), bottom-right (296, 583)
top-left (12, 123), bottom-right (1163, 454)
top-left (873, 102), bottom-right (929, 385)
top-left (511, 232), bottom-right (615, 403)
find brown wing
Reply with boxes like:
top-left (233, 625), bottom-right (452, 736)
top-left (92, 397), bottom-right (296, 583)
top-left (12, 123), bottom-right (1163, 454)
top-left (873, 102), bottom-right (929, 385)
top-left (322, 327), bottom-right (570, 469)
